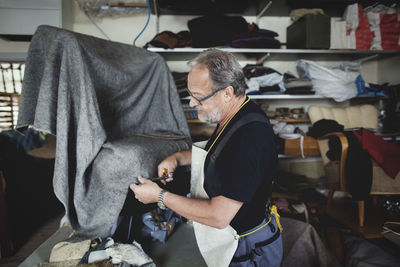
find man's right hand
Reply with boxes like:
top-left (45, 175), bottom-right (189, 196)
top-left (157, 155), bottom-right (178, 184)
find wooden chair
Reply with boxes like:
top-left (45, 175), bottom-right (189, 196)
top-left (308, 104), bottom-right (400, 228)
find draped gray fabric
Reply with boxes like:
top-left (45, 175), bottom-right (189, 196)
top-left (16, 25), bottom-right (191, 239)
top-left (281, 217), bottom-right (341, 267)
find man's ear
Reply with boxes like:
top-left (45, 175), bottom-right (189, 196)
top-left (224, 86), bottom-right (235, 99)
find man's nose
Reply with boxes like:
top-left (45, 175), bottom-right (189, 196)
top-left (189, 97), bottom-right (199, 108)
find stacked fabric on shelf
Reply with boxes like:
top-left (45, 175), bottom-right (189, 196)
top-left (188, 16), bottom-right (281, 49)
top-left (243, 64), bottom-right (285, 95)
top-left (145, 15), bottom-right (281, 49)
top-left (283, 73), bottom-right (314, 95)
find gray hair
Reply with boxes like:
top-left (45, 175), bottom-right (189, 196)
top-left (188, 49), bottom-right (247, 96)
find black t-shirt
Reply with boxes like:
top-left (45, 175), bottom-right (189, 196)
top-left (204, 98), bottom-right (277, 234)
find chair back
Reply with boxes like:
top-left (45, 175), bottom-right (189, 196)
top-left (308, 105), bottom-right (378, 130)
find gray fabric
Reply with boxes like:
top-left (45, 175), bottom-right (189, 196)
top-left (16, 25), bottom-right (191, 240)
top-left (343, 230), bottom-right (400, 267)
top-left (280, 217), bottom-right (342, 267)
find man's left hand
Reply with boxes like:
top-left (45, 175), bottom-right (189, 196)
top-left (130, 176), bottom-right (162, 204)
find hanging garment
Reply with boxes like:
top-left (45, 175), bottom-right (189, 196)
top-left (353, 128), bottom-right (400, 178)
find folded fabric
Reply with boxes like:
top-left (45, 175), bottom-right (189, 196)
top-left (285, 88), bottom-right (315, 95)
top-left (145, 30), bottom-right (191, 49)
top-left (49, 239), bottom-right (92, 262)
top-left (188, 15), bottom-right (249, 47)
top-left (231, 36), bottom-right (281, 48)
top-left (106, 241), bottom-right (155, 266)
top-left (243, 64), bottom-right (281, 79)
top-left (231, 25), bottom-right (281, 48)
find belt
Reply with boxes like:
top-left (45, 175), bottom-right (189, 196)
top-left (238, 205), bottom-right (283, 239)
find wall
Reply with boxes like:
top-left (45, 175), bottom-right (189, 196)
top-left (2, 0), bottom-right (399, 85)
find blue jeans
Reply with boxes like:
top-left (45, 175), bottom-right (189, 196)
top-left (229, 215), bottom-right (283, 267)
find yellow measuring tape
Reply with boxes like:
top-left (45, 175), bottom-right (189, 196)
top-left (204, 97), bottom-right (283, 237)
top-left (207, 98), bottom-right (250, 153)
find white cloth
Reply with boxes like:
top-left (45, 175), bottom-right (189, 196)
top-left (191, 141), bottom-right (239, 267)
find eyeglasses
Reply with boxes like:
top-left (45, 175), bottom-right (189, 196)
top-left (186, 87), bottom-right (226, 105)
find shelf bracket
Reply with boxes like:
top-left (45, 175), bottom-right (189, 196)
top-left (256, 53), bottom-right (271, 64)
top-left (256, 1), bottom-right (272, 25)
top-left (153, 0), bottom-right (160, 34)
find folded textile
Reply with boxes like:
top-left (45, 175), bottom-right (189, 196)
top-left (188, 15), bottom-right (249, 47)
top-left (231, 26), bottom-right (281, 49)
top-left (284, 88), bottom-right (315, 95)
top-left (243, 64), bottom-right (281, 79)
top-left (16, 26), bottom-right (191, 240)
top-left (145, 30), bottom-right (192, 49)
top-left (231, 36), bottom-right (281, 49)
top-left (49, 239), bottom-right (92, 262)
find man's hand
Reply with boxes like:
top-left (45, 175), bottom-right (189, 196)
top-left (130, 176), bottom-right (162, 204)
top-left (157, 155), bottom-right (177, 184)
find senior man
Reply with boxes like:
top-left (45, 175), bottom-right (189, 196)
top-left (131, 49), bottom-right (282, 267)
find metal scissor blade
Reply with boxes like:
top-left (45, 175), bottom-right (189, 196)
top-left (148, 176), bottom-right (168, 182)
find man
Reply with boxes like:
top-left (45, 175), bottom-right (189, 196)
top-left (131, 49), bottom-right (282, 266)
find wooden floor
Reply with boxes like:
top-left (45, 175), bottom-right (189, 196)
top-left (323, 197), bottom-right (400, 239)
top-left (2, 198), bottom-right (399, 266)
top-left (0, 214), bottom-right (63, 267)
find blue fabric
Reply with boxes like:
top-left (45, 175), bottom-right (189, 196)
top-left (0, 128), bottom-right (44, 153)
top-left (230, 215), bottom-right (283, 267)
top-left (355, 75), bottom-right (388, 97)
top-left (141, 208), bottom-right (183, 243)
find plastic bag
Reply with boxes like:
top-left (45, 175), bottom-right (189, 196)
top-left (296, 60), bottom-right (358, 102)
top-left (343, 3), bottom-right (374, 50)
top-left (365, 4), bottom-right (400, 50)
top-left (76, 0), bottom-right (148, 17)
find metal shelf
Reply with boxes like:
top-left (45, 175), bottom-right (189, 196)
top-left (148, 47), bottom-right (400, 55)
top-left (248, 95), bottom-right (325, 99)
top-left (181, 95), bottom-right (326, 100)
top-left (0, 52), bottom-right (27, 62)
top-left (181, 94), bottom-right (377, 101)
top-left (149, 47), bottom-right (400, 62)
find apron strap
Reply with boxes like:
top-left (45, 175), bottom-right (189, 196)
top-left (210, 113), bottom-right (270, 160)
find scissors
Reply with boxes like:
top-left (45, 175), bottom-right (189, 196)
top-left (137, 168), bottom-right (169, 184)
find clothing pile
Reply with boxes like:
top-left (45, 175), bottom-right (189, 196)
top-left (243, 64), bottom-right (285, 95)
top-left (283, 73), bottom-right (314, 95)
top-left (145, 15), bottom-right (281, 49)
top-left (308, 119), bottom-right (373, 200)
top-left (40, 237), bottom-right (155, 267)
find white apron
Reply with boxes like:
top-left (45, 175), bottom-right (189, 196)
top-left (191, 141), bottom-right (239, 267)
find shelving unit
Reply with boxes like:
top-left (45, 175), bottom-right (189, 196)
top-left (149, 47), bottom-right (400, 62)
top-left (157, 47), bottom-right (398, 180)
top-left (149, 47), bottom-right (400, 54)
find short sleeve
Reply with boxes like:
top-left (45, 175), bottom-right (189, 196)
top-left (214, 122), bottom-right (276, 203)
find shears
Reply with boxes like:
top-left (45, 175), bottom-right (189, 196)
top-left (138, 168), bottom-right (169, 183)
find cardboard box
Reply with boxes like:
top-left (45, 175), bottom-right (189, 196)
top-left (287, 14), bottom-right (331, 49)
